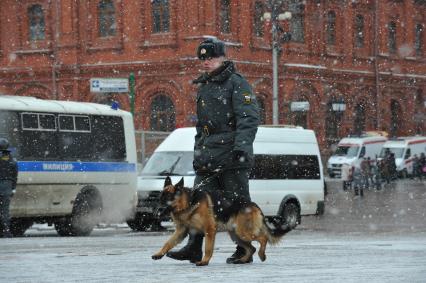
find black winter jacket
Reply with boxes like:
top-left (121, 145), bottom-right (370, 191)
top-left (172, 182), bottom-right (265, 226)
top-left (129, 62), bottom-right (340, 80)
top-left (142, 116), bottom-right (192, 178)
top-left (0, 150), bottom-right (18, 188)
top-left (193, 61), bottom-right (259, 173)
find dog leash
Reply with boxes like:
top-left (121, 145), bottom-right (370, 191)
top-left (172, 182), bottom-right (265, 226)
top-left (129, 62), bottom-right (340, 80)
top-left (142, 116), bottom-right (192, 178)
top-left (192, 168), bottom-right (223, 190)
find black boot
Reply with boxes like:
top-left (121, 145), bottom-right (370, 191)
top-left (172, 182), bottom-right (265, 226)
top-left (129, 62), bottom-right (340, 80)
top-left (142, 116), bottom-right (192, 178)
top-left (166, 233), bottom-right (203, 263)
top-left (226, 245), bottom-right (254, 264)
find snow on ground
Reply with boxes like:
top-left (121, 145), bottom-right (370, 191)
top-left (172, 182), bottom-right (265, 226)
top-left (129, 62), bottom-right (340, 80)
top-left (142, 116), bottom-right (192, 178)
top-left (1, 228), bottom-right (426, 283)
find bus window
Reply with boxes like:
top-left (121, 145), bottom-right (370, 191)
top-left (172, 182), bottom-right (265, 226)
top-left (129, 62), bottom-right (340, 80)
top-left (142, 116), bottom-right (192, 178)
top-left (92, 116), bottom-right (126, 161)
top-left (0, 111), bottom-right (20, 156)
top-left (39, 114), bottom-right (56, 130)
top-left (250, 154), bottom-right (321, 180)
top-left (22, 113), bottom-right (39, 129)
top-left (75, 116), bottom-right (91, 132)
top-left (59, 115), bottom-right (74, 131)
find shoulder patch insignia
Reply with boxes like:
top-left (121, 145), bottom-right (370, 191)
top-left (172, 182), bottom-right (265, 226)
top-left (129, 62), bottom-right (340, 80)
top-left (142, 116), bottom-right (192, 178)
top-left (243, 93), bottom-right (252, 104)
top-left (1, 155), bottom-right (10, 161)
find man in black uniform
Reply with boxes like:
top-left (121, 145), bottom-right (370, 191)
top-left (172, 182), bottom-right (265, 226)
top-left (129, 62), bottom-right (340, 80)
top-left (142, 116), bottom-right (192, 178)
top-left (0, 138), bottom-right (18, 238)
top-left (166, 38), bottom-right (260, 264)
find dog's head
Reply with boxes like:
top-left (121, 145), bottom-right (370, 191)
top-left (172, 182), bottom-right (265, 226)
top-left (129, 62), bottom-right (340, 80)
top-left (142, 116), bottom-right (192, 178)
top-left (160, 176), bottom-right (186, 209)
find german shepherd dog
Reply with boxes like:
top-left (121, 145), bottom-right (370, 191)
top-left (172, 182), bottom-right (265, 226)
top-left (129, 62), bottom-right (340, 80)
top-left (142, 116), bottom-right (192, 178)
top-left (151, 177), bottom-right (290, 266)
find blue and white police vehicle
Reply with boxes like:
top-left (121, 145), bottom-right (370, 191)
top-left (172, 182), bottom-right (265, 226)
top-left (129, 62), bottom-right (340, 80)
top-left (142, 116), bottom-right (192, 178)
top-left (0, 95), bottom-right (137, 236)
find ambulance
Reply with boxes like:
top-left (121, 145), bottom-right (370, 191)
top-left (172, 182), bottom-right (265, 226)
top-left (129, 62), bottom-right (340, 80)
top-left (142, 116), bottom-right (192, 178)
top-left (327, 134), bottom-right (387, 178)
top-left (378, 136), bottom-right (426, 177)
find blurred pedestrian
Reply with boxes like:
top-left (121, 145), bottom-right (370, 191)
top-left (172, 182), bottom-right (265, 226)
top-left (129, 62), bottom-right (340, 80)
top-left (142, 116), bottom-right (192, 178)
top-left (341, 163), bottom-right (352, 191)
top-left (0, 138), bottom-right (18, 238)
top-left (386, 151), bottom-right (397, 181)
top-left (419, 152), bottom-right (426, 180)
top-left (352, 166), bottom-right (365, 196)
top-left (412, 154), bottom-right (420, 180)
top-left (360, 157), bottom-right (371, 188)
top-left (370, 161), bottom-right (382, 190)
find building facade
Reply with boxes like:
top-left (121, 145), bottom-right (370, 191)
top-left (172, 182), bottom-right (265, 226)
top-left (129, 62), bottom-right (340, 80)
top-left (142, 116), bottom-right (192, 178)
top-left (0, 0), bottom-right (425, 153)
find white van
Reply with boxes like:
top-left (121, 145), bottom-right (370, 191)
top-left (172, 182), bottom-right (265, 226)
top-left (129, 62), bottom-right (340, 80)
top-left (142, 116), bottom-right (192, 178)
top-left (327, 134), bottom-right (387, 178)
top-left (378, 136), bottom-right (426, 177)
top-left (127, 126), bottom-right (325, 232)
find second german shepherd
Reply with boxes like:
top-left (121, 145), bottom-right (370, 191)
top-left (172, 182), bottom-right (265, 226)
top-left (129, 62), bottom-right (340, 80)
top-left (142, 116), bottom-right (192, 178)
top-left (151, 177), bottom-right (290, 266)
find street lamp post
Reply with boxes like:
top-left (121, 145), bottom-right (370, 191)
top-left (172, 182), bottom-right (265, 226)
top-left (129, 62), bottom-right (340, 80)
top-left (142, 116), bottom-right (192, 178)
top-left (129, 72), bottom-right (135, 116)
top-left (264, 1), bottom-right (291, 125)
top-left (272, 18), bottom-right (280, 125)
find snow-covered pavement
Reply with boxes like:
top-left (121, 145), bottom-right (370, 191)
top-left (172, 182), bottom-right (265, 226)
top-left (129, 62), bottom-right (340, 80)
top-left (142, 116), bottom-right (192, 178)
top-left (1, 179), bottom-right (425, 282)
top-left (1, 228), bottom-right (426, 283)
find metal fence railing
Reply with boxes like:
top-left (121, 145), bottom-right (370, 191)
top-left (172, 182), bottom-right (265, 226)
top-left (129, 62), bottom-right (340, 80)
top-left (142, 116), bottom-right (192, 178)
top-left (135, 130), bottom-right (170, 173)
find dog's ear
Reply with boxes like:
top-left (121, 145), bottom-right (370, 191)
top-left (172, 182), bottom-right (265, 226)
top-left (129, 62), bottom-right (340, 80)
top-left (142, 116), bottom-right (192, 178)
top-left (175, 177), bottom-right (184, 188)
top-left (164, 176), bottom-right (172, 187)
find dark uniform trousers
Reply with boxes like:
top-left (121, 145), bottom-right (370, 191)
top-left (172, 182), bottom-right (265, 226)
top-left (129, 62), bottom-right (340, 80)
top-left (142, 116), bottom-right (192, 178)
top-left (194, 169), bottom-right (251, 221)
top-left (0, 180), bottom-right (13, 236)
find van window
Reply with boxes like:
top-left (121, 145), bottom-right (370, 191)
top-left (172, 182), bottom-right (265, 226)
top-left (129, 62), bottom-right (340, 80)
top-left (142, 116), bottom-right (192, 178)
top-left (359, 146), bottom-right (366, 158)
top-left (334, 145), bottom-right (359, 157)
top-left (250, 154), bottom-right (321, 180)
top-left (141, 152), bottom-right (195, 176)
top-left (404, 148), bottom-right (411, 159)
top-left (379, 147), bottom-right (404, 158)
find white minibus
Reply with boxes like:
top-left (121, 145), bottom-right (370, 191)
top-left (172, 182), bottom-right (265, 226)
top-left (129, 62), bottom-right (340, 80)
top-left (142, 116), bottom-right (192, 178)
top-left (128, 126), bottom-right (325, 232)
top-left (0, 95), bottom-right (137, 236)
top-left (379, 136), bottom-right (426, 177)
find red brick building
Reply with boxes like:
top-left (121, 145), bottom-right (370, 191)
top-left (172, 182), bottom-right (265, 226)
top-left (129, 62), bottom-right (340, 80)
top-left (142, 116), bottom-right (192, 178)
top-left (0, 0), bottom-right (425, 153)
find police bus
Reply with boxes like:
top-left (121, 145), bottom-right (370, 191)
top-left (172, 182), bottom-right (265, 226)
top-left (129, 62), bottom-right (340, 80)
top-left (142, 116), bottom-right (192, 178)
top-left (0, 95), bottom-right (137, 236)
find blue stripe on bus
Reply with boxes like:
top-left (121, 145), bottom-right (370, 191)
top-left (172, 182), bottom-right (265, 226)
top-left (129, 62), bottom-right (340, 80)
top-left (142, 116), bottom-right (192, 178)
top-left (17, 161), bottom-right (136, 172)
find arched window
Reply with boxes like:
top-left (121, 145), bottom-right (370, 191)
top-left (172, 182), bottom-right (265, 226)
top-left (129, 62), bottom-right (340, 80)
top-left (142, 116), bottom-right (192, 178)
top-left (353, 103), bottom-right (366, 136)
top-left (325, 98), bottom-right (345, 145)
top-left (150, 94), bottom-right (175, 131)
top-left (288, 0), bottom-right (304, 43)
top-left (152, 0), bottom-right (170, 33)
top-left (388, 21), bottom-right (397, 53)
top-left (290, 99), bottom-right (309, 129)
top-left (415, 24), bottom-right (423, 56)
top-left (253, 1), bottom-right (264, 37)
top-left (98, 0), bottom-right (116, 37)
top-left (28, 4), bottom-right (45, 41)
top-left (326, 11), bottom-right (336, 46)
top-left (292, 111), bottom-right (307, 129)
top-left (354, 14), bottom-right (364, 48)
top-left (220, 0), bottom-right (231, 34)
top-left (389, 99), bottom-right (403, 137)
top-left (414, 90), bottom-right (424, 135)
top-left (390, 99), bottom-right (402, 137)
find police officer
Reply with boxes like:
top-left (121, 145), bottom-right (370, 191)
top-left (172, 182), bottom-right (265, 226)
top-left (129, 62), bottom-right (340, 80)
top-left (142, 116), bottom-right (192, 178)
top-left (0, 138), bottom-right (18, 238)
top-left (166, 38), bottom-right (260, 264)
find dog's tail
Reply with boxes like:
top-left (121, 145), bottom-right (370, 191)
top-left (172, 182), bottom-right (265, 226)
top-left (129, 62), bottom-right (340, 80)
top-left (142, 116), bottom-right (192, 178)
top-left (263, 217), bottom-right (292, 245)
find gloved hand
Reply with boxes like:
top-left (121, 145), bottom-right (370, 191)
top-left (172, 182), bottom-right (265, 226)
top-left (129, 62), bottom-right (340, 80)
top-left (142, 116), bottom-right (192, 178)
top-left (233, 150), bottom-right (247, 162)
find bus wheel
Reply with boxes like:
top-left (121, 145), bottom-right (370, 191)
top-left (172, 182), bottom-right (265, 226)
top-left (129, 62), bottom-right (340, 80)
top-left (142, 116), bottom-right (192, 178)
top-left (55, 189), bottom-right (102, 236)
top-left (9, 218), bottom-right (33, 237)
top-left (281, 202), bottom-right (300, 230)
